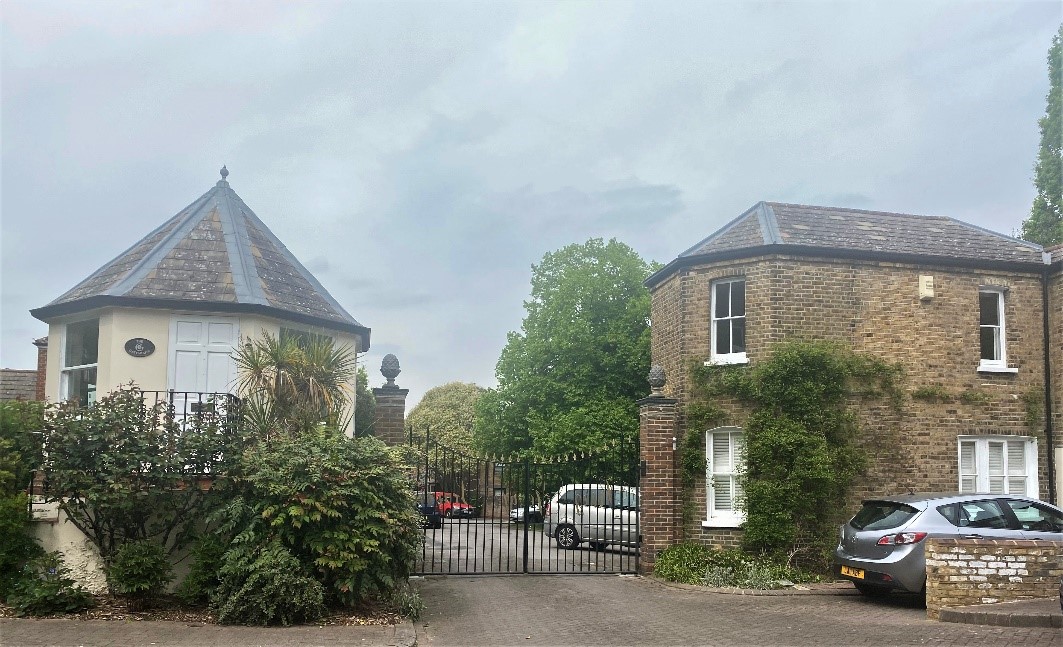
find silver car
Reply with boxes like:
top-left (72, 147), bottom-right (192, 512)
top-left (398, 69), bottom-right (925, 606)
top-left (835, 493), bottom-right (1063, 596)
top-left (544, 483), bottom-right (639, 550)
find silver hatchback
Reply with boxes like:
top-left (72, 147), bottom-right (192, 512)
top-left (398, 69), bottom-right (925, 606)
top-left (544, 484), bottom-right (640, 550)
top-left (835, 493), bottom-right (1063, 595)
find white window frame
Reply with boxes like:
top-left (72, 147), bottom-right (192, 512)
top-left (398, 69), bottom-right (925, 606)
top-left (957, 435), bottom-right (1038, 497)
top-left (977, 288), bottom-right (1016, 373)
top-left (709, 277), bottom-right (747, 365)
top-left (703, 427), bottom-right (745, 528)
top-left (60, 318), bottom-right (100, 406)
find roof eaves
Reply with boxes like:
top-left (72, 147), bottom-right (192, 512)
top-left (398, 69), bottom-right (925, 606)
top-left (29, 295), bottom-right (371, 349)
top-left (645, 244), bottom-right (1049, 290)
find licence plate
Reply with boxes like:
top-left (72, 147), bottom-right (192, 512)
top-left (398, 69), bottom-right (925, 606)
top-left (840, 565), bottom-right (864, 579)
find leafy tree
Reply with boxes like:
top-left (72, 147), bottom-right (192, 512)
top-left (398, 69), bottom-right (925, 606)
top-left (233, 332), bottom-right (357, 437)
top-left (0, 400), bottom-right (45, 495)
top-left (1022, 25), bottom-right (1063, 246)
top-left (406, 382), bottom-right (483, 452)
top-left (474, 238), bottom-right (657, 467)
top-left (41, 385), bottom-right (234, 560)
top-left (353, 365), bottom-right (376, 438)
top-left (0, 400), bottom-right (46, 596)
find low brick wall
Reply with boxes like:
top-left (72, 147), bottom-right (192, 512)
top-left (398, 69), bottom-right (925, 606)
top-left (925, 537), bottom-right (1062, 620)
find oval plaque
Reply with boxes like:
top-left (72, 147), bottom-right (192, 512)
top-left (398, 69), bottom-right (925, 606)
top-left (124, 338), bottom-right (155, 358)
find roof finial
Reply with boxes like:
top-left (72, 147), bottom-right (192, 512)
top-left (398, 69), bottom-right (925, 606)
top-left (220, 165), bottom-right (229, 180)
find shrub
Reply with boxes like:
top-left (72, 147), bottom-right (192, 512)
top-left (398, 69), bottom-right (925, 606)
top-left (654, 543), bottom-right (816, 590)
top-left (176, 535), bottom-right (226, 606)
top-left (211, 430), bottom-right (421, 610)
top-left (106, 540), bottom-right (173, 607)
top-left (0, 492), bottom-right (44, 598)
top-left (41, 385), bottom-right (233, 560)
top-left (6, 552), bottom-right (94, 616)
top-left (213, 541), bottom-right (325, 626)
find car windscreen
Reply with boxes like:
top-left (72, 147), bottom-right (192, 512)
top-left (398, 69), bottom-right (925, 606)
top-left (849, 501), bottom-right (919, 531)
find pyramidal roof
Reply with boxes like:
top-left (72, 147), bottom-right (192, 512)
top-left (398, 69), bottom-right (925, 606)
top-left (32, 168), bottom-right (370, 347)
top-left (648, 201), bottom-right (1049, 288)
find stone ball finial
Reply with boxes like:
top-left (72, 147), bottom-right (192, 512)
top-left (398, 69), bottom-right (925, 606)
top-left (381, 353), bottom-right (401, 387)
top-left (220, 165), bottom-right (229, 180)
top-left (648, 364), bottom-right (666, 395)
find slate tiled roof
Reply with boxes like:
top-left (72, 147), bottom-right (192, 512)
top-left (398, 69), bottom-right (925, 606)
top-left (32, 169), bottom-right (369, 343)
top-left (654, 202), bottom-right (1049, 287)
top-left (0, 369), bottom-right (39, 402)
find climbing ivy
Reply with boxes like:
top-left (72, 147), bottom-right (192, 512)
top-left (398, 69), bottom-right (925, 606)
top-left (684, 339), bottom-right (903, 563)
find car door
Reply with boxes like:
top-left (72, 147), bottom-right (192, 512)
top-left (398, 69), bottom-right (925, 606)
top-left (606, 488), bottom-right (638, 546)
top-left (955, 499), bottom-right (1024, 540)
top-left (999, 498), bottom-right (1063, 540)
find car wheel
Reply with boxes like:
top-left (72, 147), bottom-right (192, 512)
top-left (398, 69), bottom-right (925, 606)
top-left (556, 525), bottom-right (580, 549)
top-left (445, 510), bottom-right (453, 518)
top-left (854, 582), bottom-right (890, 597)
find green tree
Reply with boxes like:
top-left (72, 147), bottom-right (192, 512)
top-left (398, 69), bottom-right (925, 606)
top-left (353, 365), bottom-right (376, 438)
top-left (1021, 25), bottom-right (1063, 246)
top-left (406, 382), bottom-right (483, 452)
top-left (474, 238), bottom-right (657, 466)
top-left (233, 332), bottom-right (357, 437)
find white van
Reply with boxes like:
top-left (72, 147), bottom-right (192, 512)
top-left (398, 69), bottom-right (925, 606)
top-left (544, 484), bottom-right (639, 550)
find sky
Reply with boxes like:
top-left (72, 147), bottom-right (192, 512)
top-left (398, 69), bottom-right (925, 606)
top-left (1, 1), bottom-right (1060, 411)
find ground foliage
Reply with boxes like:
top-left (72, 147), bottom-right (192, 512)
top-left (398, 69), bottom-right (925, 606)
top-left (474, 238), bottom-right (658, 475)
top-left (5, 552), bottom-right (95, 617)
top-left (685, 340), bottom-right (904, 563)
top-left (1021, 24), bottom-right (1063, 246)
top-left (105, 539), bottom-right (173, 608)
top-left (654, 542), bottom-right (819, 589)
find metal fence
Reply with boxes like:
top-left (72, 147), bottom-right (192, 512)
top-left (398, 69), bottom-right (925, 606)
top-left (410, 429), bottom-right (639, 575)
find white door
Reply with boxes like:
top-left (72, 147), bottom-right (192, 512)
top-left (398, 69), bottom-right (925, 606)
top-left (168, 315), bottom-right (239, 416)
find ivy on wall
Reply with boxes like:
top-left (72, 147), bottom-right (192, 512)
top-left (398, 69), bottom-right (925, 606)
top-left (681, 339), bottom-right (904, 562)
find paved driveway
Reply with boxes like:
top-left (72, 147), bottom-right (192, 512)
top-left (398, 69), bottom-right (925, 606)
top-left (414, 575), bottom-right (1063, 646)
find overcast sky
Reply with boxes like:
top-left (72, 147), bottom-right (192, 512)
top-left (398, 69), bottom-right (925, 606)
top-left (2, 1), bottom-right (1060, 410)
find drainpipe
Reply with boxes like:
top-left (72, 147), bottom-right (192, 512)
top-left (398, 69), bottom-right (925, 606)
top-left (1041, 266), bottom-right (1056, 504)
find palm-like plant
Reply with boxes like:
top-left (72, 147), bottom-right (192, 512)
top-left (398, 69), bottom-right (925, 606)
top-left (233, 332), bottom-right (357, 438)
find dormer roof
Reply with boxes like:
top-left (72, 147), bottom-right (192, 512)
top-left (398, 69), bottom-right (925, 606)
top-left (31, 169), bottom-right (370, 348)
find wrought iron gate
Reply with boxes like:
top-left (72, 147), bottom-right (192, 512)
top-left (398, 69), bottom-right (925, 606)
top-left (410, 429), bottom-right (639, 575)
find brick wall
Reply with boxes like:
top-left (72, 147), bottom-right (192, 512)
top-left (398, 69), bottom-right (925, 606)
top-left (650, 254), bottom-right (1053, 547)
top-left (372, 386), bottom-right (409, 446)
top-left (637, 396), bottom-right (679, 573)
top-left (925, 537), bottom-right (1063, 619)
top-left (1049, 264), bottom-right (1062, 504)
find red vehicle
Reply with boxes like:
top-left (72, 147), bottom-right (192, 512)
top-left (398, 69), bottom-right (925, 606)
top-left (434, 492), bottom-right (476, 518)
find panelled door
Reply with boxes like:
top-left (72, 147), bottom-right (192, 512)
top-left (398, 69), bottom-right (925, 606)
top-left (168, 316), bottom-right (239, 413)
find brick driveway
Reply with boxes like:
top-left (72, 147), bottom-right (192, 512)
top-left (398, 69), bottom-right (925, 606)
top-left (415, 575), bottom-right (1063, 646)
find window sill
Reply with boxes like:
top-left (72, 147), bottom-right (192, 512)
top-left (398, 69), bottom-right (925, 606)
top-left (704, 356), bottom-right (749, 367)
top-left (701, 518), bottom-right (744, 529)
top-left (977, 365), bottom-right (1018, 374)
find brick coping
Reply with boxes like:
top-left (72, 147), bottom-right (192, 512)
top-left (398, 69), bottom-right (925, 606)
top-left (649, 576), bottom-right (860, 596)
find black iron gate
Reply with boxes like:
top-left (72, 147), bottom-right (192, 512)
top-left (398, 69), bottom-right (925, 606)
top-left (410, 429), bottom-right (639, 575)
